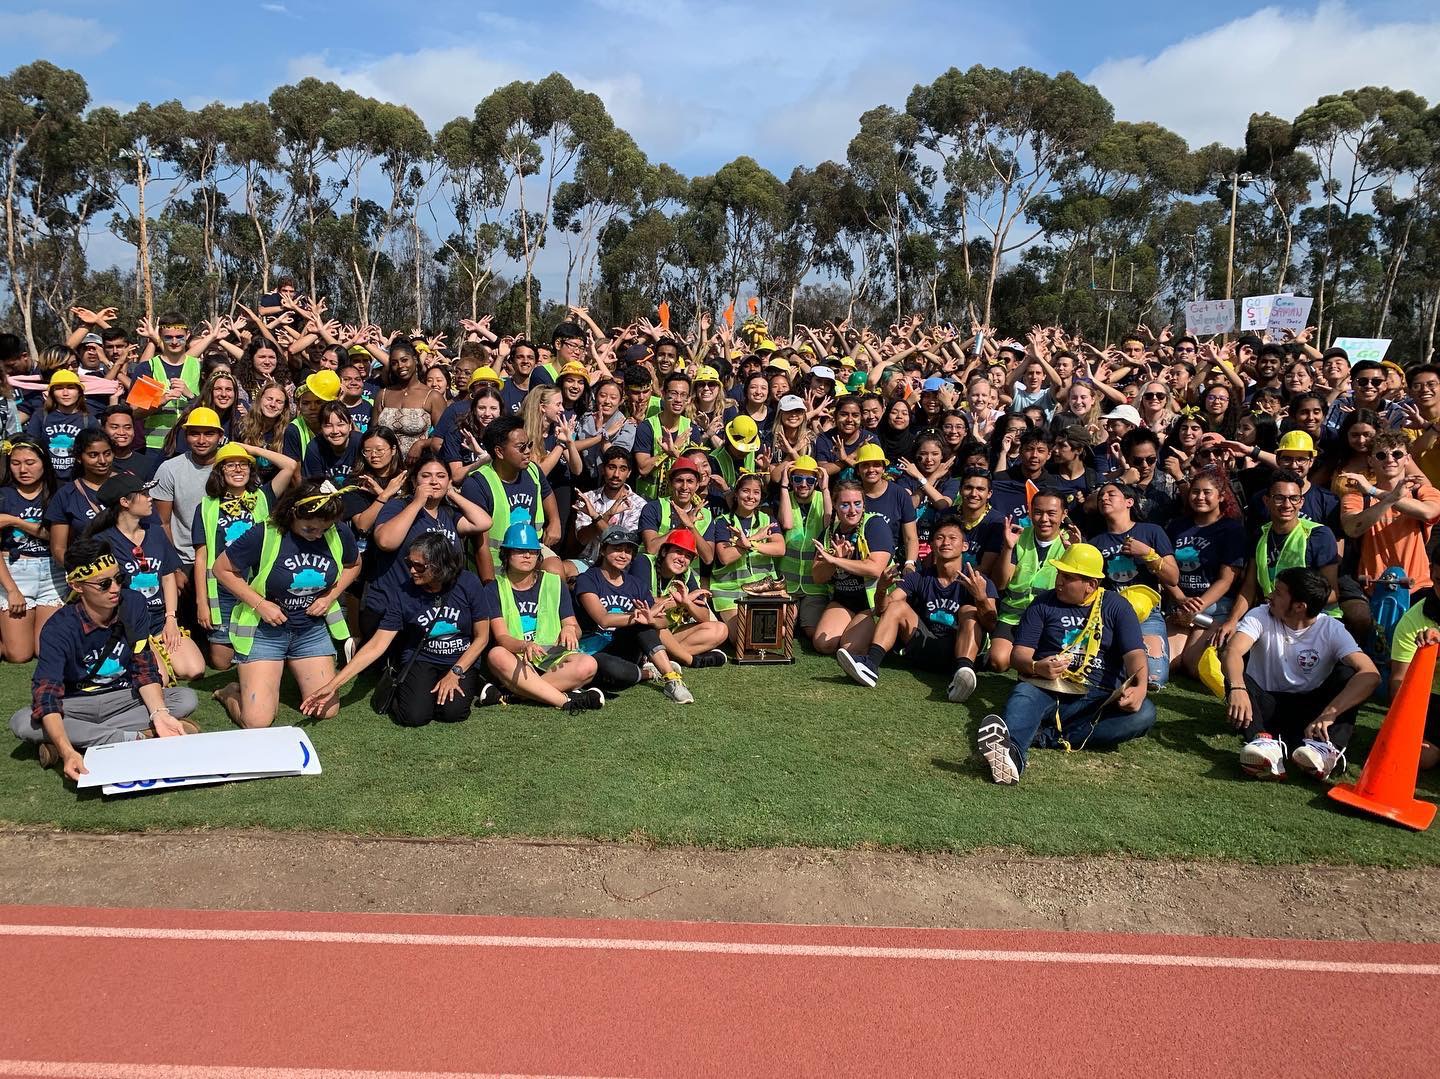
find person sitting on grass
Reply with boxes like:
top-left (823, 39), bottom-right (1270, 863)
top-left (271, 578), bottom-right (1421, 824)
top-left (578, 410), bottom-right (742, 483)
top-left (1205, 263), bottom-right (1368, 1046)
top-left (573, 526), bottom-right (695, 703)
top-left (631, 528), bottom-right (728, 668)
top-left (1221, 567), bottom-right (1379, 781)
top-left (708, 472), bottom-right (785, 642)
top-left (483, 511), bottom-right (604, 713)
top-left (8, 538), bottom-right (200, 780)
top-left (301, 533), bottom-right (496, 726)
top-left (210, 478), bottom-right (361, 729)
top-left (810, 478), bottom-right (894, 657)
top-left (836, 518), bottom-right (995, 697)
top-left (980, 489), bottom-right (1078, 675)
top-left (976, 542), bottom-right (1155, 786)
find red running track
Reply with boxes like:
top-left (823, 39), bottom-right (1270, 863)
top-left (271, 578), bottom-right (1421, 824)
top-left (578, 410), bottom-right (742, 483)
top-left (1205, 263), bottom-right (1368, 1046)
top-left (1, 904), bottom-right (1437, 1078)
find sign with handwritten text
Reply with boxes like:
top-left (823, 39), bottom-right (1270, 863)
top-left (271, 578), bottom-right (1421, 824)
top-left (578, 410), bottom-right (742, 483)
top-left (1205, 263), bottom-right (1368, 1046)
top-left (1184, 299), bottom-right (1235, 336)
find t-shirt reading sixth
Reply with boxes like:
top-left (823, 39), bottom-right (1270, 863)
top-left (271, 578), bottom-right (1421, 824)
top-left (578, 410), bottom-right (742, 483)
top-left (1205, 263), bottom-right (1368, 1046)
top-left (380, 571), bottom-right (488, 667)
top-left (0, 487), bottom-right (48, 559)
top-left (480, 576), bottom-right (576, 640)
top-left (1015, 589), bottom-right (1143, 692)
top-left (899, 567), bottom-right (996, 635)
top-left (1166, 517), bottom-right (1248, 598)
top-left (224, 524), bottom-right (358, 631)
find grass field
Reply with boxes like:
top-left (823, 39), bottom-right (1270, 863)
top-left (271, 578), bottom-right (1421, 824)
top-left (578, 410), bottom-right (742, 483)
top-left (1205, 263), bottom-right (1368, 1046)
top-left (1, 652), bottom-right (1437, 866)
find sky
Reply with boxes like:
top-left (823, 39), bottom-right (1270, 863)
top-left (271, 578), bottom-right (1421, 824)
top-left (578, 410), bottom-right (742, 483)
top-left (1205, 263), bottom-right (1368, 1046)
top-left (4, 0), bottom-right (1440, 293)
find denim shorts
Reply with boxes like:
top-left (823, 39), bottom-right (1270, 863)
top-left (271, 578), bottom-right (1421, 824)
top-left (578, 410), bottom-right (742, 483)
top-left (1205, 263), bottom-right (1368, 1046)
top-left (6, 555), bottom-right (65, 607)
top-left (236, 618), bottom-right (336, 663)
top-left (208, 590), bottom-right (239, 646)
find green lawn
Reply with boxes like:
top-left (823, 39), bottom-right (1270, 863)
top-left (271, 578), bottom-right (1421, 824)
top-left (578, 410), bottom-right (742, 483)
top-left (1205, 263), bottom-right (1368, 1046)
top-left (1, 652), bottom-right (1437, 866)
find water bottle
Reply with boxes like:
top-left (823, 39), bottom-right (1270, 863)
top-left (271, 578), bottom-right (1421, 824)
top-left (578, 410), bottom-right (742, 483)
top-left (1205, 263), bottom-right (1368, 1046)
top-left (1190, 611), bottom-right (1215, 629)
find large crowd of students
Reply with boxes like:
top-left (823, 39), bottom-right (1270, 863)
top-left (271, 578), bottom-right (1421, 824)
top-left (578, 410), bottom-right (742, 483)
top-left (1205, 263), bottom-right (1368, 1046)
top-left (3, 292), bottom-right (1439, 790)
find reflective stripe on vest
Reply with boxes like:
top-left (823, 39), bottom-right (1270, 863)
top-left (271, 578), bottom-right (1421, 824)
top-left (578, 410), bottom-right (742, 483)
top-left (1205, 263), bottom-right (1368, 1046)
top-left (144, 355), bottom-right (202, 449)
top-left (710, 511), bottom-right (777, 605)
top-left (1256, 519), bottom-right (1317, 596)
top-left (656, 499), bottom-right (713, 547)
top-left (997, 529), bottom-right (1069, 626)
top-left (638, 415), bottom-right (692, 500)
top-left (198, 490), bottom-right (270, 624)
top-left (780, 492), bottom-right (827, 596)
top-left (824, 512), bottom-right (881, 607)
top-left (497, 571), bottom-right (561, 646)
top-left (479, 462), bottom-right (546, 566)
top-left (228, 523), bottom-right (351, 657)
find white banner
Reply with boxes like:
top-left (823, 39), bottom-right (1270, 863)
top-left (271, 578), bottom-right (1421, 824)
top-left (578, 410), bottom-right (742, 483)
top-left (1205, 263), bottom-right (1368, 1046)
top-left (81, 726), bottom-right (321, 790)
top-left (1184, 299), bottom-right (1235, 336)
top-left (1240, 294), bottom-right (1287, 331)
top-left (1331, 337), bottom-right (1392, 365)
top-left (1266, 296), bottom-right (1313, 333)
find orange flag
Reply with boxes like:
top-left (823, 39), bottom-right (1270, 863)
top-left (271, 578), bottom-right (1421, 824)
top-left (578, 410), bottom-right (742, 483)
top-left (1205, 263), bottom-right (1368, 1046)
top-left (722, 302), bottom-right (735, 328)
top-left (657, 301), bottom-right (670, 330)
top-left (747, 297), bottom-right (758, 315)
top-left (1025, 479), bottom-right (1039, 515)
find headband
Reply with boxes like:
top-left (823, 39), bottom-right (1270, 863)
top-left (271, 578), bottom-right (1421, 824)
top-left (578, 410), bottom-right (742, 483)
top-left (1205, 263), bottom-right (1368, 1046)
top-left (294, 481), bottom-right (357, 514)
top-left (66, 554), bottom-right (118, 587)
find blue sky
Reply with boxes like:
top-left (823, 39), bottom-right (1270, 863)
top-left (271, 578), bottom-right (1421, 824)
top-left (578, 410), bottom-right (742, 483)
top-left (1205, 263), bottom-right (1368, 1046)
top-left (5, 1), bottom-right (1440, 297)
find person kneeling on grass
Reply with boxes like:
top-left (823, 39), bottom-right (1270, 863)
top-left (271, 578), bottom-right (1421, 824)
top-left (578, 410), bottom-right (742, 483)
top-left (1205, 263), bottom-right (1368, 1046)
top-left (300, 533), bottom-right (496, 726)
top-left (836, 518), bottom-right (995, 697)
top-left (8, 539), bottom-right (199, 780)
top-left (631, 528), bottom-right (728, 668)
top-left (976, 542), bottom-right (1155, 785)
top-left (1221, 567), bottom-right (1378, 781)
top-left (573, 526), bottom-right (695, 703)
top-left (483, 511), bottom-right (604, 713)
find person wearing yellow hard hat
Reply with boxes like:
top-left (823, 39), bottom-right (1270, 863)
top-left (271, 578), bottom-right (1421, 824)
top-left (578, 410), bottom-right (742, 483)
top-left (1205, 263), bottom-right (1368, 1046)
top-left (1162, 470), bottom-right (1248, 685)
top-left (777, 453), bottom-right (831, 638)
top-left (810, 476), bottom-right (894, 657)
top-left (283, 369), bottom-right (342, 462)
top-left (690, 365), bottom-right (727, 446)
top-left (710, 413), bottom-right (762, 499)
top-left (147, 404), bottom-right (226, 580)
top-left (976, 540), bottom-right (1155, 786)
top-left (853, 442), bottom-right (919, 570)
top-left (25, 368), bottom-right (96, 482)
top-left (1090, 480), bottom-right (1178, 690)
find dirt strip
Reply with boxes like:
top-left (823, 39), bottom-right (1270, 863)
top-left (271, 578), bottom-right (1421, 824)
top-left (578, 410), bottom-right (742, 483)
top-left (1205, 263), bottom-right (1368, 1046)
top-left (0, 827), bottom-right (1435, 942)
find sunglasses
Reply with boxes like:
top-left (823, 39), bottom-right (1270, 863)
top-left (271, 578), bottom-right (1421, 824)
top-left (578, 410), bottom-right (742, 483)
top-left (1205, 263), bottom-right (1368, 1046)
top-left (405, 559), bottom-right (431, 573)
top-left (1142, 392), bottom-right (1167, 401)
top-left (1174, 346), bottom-right (1197, 353)
top-left (161, 333), bottom-right (188, 342)
top-left (791, 476), bottom-right (817, 487)
top-left (86, 576), bottom-right (121, 591)
top-left (1130, 455), bottom-right (1157, 466)
top-left (1354, 377), bottom-right (1384, 387)
top-left (1372, 449), bottom-right (1406, 462)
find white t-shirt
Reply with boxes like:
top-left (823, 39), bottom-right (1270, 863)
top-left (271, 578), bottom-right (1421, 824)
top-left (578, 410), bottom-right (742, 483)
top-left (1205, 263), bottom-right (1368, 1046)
top-left (1236, 606), bottom-right (1360, 693)
top-left (574, 486), bottom-right (645, 563)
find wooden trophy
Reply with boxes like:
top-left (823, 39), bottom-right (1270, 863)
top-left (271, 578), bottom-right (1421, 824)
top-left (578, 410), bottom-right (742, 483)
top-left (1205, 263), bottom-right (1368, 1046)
top-left (734, 587), bottom-right (796, 665)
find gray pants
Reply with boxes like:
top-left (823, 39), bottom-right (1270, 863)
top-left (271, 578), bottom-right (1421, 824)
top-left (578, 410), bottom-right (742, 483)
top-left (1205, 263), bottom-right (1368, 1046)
top-left (10, 687), bottom-right (199, 749)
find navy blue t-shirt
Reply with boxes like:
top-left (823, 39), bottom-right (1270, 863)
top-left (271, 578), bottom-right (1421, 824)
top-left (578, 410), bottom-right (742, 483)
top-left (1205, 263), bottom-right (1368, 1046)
top-left (44, 480), bottom-right (105, 536)
top-left (0, 486), bottom-right (49, 559)
top-left (366, 500), bottom-right (462, 610)
top-left (25, 408), bottom-right (96, 481)
top-left (189, 482), bottom-right (278, 562)
top-left (110, 449), bottom-right (160, 483)
top-left (344, 398), bottom-right (373, 435)
top-left (1089, 524), bottom-right (1175, 590)
top-left (1167, 517), bottom-right (1248, 598)
top-left (573, 564), bottom-right (654, 646)
top-left (1015, 588), bottom-right (1144, 691)
top-left (862, 480), bottom-right (917, 551)
top-left (302, 432), bottom-right (361, 482)
top-left (899, 567), bottom-right (996, 636)
top-left (380, 571), bottom-right (488, 667)
top-left (899, 473), bottom-right (960, 544)
top-left (31, 589), bottom-right (153, 701)
top-left (499, 370), bottom-right (554, 415)
top-left (462, 467), bottom-right (553, 524)
top-left (989, 467), bottom-right (1048, 526)
top-left (480, 576), bottom-right (576, 640)
top-left (224, 523), bottom-right (359, 630)
top-left (1246, 484), bottom-right (1341, 536)
top-left (94, 522), bottom-right (182, 635)
top-left (813, 429), bottom-right (876, 466)
top-left (826, 515), bottom-right (894, 600)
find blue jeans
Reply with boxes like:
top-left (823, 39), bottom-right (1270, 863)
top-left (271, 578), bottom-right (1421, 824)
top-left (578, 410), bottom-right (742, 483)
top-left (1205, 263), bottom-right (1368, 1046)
top-left (1002, 682), bottom-right (1157, 772)
top-left (1140, 608), bottom-right (1170, 689)
top-left (236, 618), bottom-right (336, 663)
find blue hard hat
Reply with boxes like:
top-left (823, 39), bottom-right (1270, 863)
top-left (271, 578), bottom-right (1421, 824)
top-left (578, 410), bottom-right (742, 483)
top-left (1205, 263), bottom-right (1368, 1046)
top-left (500, 509), bottom-right (542, 552)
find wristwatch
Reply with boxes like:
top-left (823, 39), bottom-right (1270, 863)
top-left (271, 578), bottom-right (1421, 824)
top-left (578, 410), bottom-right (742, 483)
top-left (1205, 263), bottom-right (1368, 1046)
top-left (449, 664), bottom-right (466, 677)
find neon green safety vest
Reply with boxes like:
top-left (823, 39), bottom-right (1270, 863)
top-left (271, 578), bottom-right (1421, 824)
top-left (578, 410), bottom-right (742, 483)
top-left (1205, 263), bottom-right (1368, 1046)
top-left (653, 499), bottom-right (713, 548)
top-left (710, 511), bottom-right (777, 611)
top-left (780, 491), bottom-right (827, 597)
top-left (288, 417), bottom-right (314, 458)
top-left (198, 490), bottom-right (270, 625)
top-left (497, 571), bottom-right (561, 645)
top-left (638, 414), bottom-right (692, 500)
top-left (477, 462), bottom-right (546, 566)
top-left (229, 523), bottom-right (351, 657)
top-left (144, 355), bottom-right (202, 449)
top-left (997, 529), bottom-right (1069, 626)
top-left (712, 446), bottom-right (756, 489)
top-left (1256, 517), bottom-right (1340, 617)
top-left (823, 511), bottom-right (883, 608)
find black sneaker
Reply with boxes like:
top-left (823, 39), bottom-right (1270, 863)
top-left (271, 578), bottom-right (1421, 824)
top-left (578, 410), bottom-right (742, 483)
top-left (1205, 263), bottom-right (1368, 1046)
top-left (562, 687), bottom-right (607, 713)
top-left (691, 649), bottom-right (727, 669)
top-left (977, 715), bottom-right (1020, 785)
top-left (474, 682), bottom-right (504, 708)
top-left (837, 647), bottom-right (879, 687)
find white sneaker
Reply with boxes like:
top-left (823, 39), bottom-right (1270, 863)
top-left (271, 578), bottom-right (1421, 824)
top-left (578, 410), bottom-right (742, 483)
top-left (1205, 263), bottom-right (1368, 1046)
top-left (977, 716), bottom-right (1019, 785)
top-left (837, 647), bottom-right (879, 688)
top-left (640, 661), bottom-right (663, 683)
top-left (1291, 739), bottom-right (1345, 780)
top-left (663, 676), bottom-right (694, 704)
top-left (1239, 735), bottom-right (1288, 779)
top-left (947, 666), bottom-right (977, 703)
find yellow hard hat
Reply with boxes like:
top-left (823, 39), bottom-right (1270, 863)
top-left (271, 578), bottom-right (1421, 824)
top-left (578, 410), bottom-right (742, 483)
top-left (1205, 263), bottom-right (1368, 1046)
top-left (755, 338), bottom-right (779, 354)
top-left (791, 454), bottom-right (821, 477)
top-left (469, 365), bottom-right (503, 387)
top-left (48, 369), bottom-right (83, 389)
top-left (558, 361), bottom-right (588, 380)
top-left (725, 415), bottom-right (761, 453)
top-left (1275, 430), bottom-right (1315, 457)
top-left (694, 366), bottom-right (721, 384)
top-left (1049, 542), bottom-right (1105, 580)
top-left (303, 370), bottom-right (341, 401)
top-left (183, 406), bottom-right (223, 430)
top-left (765, 356), bottom-right (792, 373)
top-left (854, 443), bottom-right (888, 467)
top-left (1120, 584), bottom-right (1161, 622)
top-left (214, 442), bottom-right (255, 465)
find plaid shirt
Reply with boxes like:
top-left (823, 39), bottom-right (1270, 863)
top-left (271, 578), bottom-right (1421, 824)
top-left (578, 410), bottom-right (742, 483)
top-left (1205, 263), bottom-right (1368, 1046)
top-left (31, 591), bottom-right (159, 725)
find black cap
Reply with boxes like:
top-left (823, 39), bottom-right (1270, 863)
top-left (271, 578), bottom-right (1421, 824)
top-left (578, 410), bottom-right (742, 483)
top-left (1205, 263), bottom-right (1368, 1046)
top-left (97, 473), bottom-right (152, 506)
top-left (600, 526), bottom-right (640, 548)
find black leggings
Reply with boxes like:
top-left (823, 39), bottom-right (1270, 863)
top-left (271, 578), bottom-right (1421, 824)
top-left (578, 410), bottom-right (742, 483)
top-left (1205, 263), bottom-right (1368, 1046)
top-left (1242, 665), bottom-right (1359, 749)
top-left (392, 663), bottom-right (480, 727)
top-left (591, 625), bottom-right (664, 692)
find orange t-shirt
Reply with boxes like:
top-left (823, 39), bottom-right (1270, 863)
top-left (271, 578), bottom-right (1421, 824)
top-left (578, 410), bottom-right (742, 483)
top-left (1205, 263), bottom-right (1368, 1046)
top-left (1340, 482), bottom-right (1440, 589)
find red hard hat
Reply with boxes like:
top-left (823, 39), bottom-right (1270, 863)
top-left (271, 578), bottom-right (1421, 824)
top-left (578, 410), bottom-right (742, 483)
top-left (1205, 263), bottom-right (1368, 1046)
top-left (660, 528), bottom-right (698, 555)
top-left (669, 455), bottom-right (703, 478)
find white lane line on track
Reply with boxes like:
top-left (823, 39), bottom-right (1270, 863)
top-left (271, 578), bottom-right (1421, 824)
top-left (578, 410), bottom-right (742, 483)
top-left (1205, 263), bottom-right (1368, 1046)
top-left (0, 922), bottom-right (1436, 975)
top-left (0, 1064), bottom-right (627, 1079)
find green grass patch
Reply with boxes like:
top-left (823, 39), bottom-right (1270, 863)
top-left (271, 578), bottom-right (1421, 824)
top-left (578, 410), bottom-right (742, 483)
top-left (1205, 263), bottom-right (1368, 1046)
top-left (1, 653), bottom-right (1437, 866)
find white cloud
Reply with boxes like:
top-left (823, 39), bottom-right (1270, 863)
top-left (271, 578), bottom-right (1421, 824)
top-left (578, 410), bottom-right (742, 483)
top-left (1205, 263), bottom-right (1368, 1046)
top-left (6, 9), bottom-right (116, 56)
top-left (1089, 2), bottom-right (1440, 149)
top-left (260, 3), bottom-right (296, 16)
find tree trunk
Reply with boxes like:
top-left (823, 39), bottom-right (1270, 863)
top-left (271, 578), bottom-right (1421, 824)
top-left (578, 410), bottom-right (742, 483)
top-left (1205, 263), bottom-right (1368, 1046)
top-left (412, 207), bottom-right (424, 328)
top-left (136, 156), bottom-right (154, 323)
top-left (1427, 281), bottom-right (1440, 362)
top-left (1375, 211), bottom-right (1414, 338)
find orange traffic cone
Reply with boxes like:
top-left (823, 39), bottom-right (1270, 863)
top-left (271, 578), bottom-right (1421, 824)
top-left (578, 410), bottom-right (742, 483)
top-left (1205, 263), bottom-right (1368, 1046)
top-left (1328, 641), bottom-right (1437, 831)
